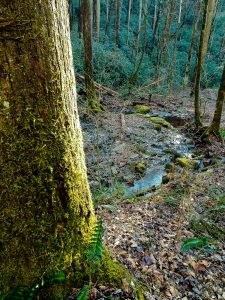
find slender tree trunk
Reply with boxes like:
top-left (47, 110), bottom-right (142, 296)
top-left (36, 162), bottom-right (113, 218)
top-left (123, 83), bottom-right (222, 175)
top-left (90, 0), bottom-right (93, 35)
top-left (183, 0), bottom-right (201, 87)
top-left (134, 0), bottom-right (143, 54)
top-left (78, 0), bottom-right (84, 38)
top-left (96, 0), bottom-right (100, 41)
top-left (163, 0), bottom-right (176, 66)
top-left (152, 0), bottom-right (157, 32)
top-left (194, 0), bottom-right (216, 127)
top-left (155, 0), bottom-right (169, 80)
top-left (149, 0), bottom-right (162, 55)
top-left (220, 30), bottom-right (225, 59)
top-left (126, 0), bottom-right (132, 46)
top-left (83, 0), bottom-right (102, 111)
top-left (0, 0), bottom-right (95, 292)
top-left (209, 64), bottom-right (225, 133)
top-left (105, 0), bottom-right (113, 37)
top-left (169, 0), bottom-right (183, 86)
top-left (114, 0), bottom-right (121, 46)
top-left (130, 0), bottom-right (149, 85)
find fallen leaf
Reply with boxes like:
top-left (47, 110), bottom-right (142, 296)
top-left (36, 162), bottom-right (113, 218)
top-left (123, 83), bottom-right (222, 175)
top-left (122, 278), bottom-right (130, 293)
top-left (196, 260), bottom-right (210, 272)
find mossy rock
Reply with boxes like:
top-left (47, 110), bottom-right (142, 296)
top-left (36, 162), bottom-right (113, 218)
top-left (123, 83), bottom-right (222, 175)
top-left (134, 114), bottom-right (173, 128)
top-left (153, 124), bottom-right (161, 131)
top-left (130, 162), bottom-right (146, 174)
top-left (165, 163), bottom-right (174, 172)
top-left (176, 157), bottom-right (198, 169)
top-left (148, 117), bottom-right (173, 128)
top-left (134, 105), bottom-right (151, 114)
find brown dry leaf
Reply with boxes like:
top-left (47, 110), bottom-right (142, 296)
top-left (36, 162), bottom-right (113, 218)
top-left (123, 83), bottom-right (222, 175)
top-left (196, 260), bottom-right (210, 272)
top-left (89, 287), bottom-right (99, 299)
top-left (127, 256), bottom-right (137, 268)
top-left (170, 285), bottom-right (179, 297)
top-left (122, 278), bottom-right (130, 293)
top-left (186, 256), bottom-right (197, 269)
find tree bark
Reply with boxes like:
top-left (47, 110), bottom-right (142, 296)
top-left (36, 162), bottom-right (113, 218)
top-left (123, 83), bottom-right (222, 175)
top-left (209, 64), bottom-right (225, 133)
top-left (149, 0), bottom-right (162, 55)
top-left (96, 0), bottom-right (100, 41)
top-left (169, 0), bottom-right (183, 86)
top-left (130, 0), bottom-right (149, 85)
top-left (126, 0), bottom-right (132, 46)
top-left (78, 0), bottom-right (84, 38)
top-left (155, 0), bottom-right (169, 81)
top-left (105, 0), bottom-right (113, 37)
top-left (134, 0), bottom-right (143, 54)
top-left (0, 0), bottom-right (95, 292)
top-left (163, 0), bottom-right (176, 66)
top-left (83, 0), bottom-right (102, 111)
top-left (183, 0), bottom-right (201, 87)
top-left (114, 0), bottom-right (121, 46)
top-left (194, 0), bottom-right (216, 127)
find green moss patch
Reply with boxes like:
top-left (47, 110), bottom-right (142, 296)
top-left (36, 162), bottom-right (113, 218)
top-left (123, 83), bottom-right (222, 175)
top-left (134, 105), bottom-right (151, 114)
top-left (176, 157), bottom-right (197, 169)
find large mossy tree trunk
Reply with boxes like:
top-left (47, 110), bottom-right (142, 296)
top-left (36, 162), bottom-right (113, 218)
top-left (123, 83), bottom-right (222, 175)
top-left (209, 64), bottom-right (225, 134)
top-left (0, 0), bottom-right (95, 292)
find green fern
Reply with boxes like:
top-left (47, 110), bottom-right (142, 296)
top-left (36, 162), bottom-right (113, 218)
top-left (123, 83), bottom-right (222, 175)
top-left (76, 285), bottom-right (90, 300)
top-left (0, 272), bottom-right (65, 300)
top-left (181, 237), bottom-right (210, 252)
top-left (87, 219), bottom-right (104, 263)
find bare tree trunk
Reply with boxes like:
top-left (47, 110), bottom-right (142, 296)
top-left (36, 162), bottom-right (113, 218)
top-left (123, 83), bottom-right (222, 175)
top-left (155, 0), bottom-right (169, 81)
top-left (105, 0), bottom-right (113, 37)
top-left (169, 0), bottom-right (183, 86)
top-left (134, 0), bottom-right (143, 54)
top-left (152, 0), bottom-right (157, 32)
top-left (78, 0), bottom-right (84, 38)
top-left (96, 0), bottom-right (100, 41)
top-left (126, 0), bottom-right (132, 46)
top-left (194, 0), bottom-right (216, 127)
top-left (163, 0), bottom-right (176, 66)
top-left (83, 0), bottom-right (102, 111)
top-left (0, 0), bottom-right (95, 292)
top-left (149, 0), bottom-right (162, 54)
top-left (183, 0), bottom-right (201, 87)
top-left (114, 0), bottom-right (121, 46)
top-left (130, 0), bottom-right (149, 85)
top-left (209, 64), bottom-right (225, 133)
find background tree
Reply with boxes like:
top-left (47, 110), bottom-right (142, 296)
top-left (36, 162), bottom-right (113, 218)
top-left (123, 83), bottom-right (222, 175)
top-left (126, 0), bottom-right (132, 46)
top-left (163, 0), bottom-right (176, 66)
top-left (183, 0), bottom-right (201, 87)
top-left (194, 0), bottom-right (216, 126)
top-left (114, 0), bottom-right (122, 46)
top-left (96, 0), bottom-right (101, 41)
top-left (209, 63), bottom-right (225, 134)
top-left (134, 0), bottom-right (143, 54)
top-left (83, 0), bottom-right (102, 111)
top-left (169, 0), bottom-right (183, 86)
top-left (0, 0), bottom-right (95, 292)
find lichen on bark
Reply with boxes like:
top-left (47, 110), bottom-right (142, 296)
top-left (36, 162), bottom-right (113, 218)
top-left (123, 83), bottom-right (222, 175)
top-left (0, 0), bottom-right (95, 291)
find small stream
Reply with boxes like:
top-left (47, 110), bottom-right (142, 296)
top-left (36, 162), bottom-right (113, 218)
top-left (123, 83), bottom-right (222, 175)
top-left (81, 112), bottom-right (196, 198)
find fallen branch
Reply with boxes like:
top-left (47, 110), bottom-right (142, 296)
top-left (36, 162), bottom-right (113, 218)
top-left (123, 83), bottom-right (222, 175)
top-left (76, 73), bottom-right (120, 97)
top-left (139, 77), bottom-right (165, 90)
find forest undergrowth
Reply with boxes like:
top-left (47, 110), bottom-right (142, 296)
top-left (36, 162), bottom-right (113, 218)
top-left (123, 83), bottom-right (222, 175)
top-left (78, 87), bottom-right (225, 300)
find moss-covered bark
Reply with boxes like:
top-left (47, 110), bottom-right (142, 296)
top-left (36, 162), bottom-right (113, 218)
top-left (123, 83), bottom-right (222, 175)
top-left (209, 63), bottom-right (225, 133)
top-left (0, 0), bottom-right (95, 292)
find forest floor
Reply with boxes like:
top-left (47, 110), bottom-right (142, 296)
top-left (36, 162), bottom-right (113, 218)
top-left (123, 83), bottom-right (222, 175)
top-left (78, 88), bottom-right (225, 300)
